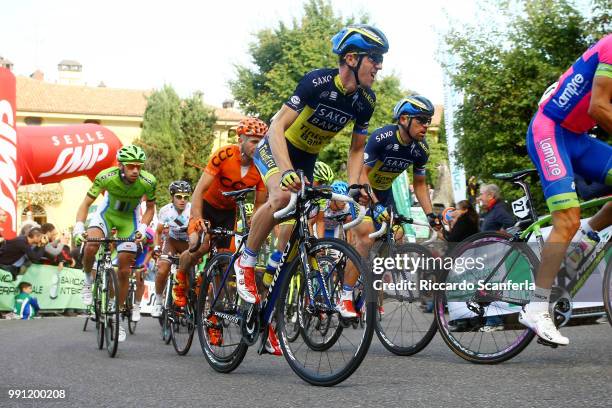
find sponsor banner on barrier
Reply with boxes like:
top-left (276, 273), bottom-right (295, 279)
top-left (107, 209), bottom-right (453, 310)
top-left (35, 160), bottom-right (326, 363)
top-left (0, 264), bottom-right (159, 312)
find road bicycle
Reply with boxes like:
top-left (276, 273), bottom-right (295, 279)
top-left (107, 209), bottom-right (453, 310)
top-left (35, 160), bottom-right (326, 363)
top-left (365, 195), bottom-right (439, 356)
top-left (82, 237), bottom-right (133, 357)
top-left (196, 175), bottom-right (374, 386)
top-left (434, 169), bottom-right (611, 363)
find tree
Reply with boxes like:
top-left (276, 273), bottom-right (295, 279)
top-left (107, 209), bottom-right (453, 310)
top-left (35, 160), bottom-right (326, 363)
top-left (230, 0), bottom-right (352, 122)
top-left (443, 0), bottom-right (603, 205)
top-left (139, 85), bottom-right (183, 206)
top-left (138, 87), bottom-right (216, 206)
top-left (180, 91), bottom-right (217, 184)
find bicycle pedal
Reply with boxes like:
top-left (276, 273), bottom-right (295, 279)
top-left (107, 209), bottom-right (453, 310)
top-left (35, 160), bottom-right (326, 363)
top-left (536, 337), bottom-right (559, 349)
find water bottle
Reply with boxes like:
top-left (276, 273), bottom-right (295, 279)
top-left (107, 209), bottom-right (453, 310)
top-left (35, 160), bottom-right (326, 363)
top-left (565, 230), bottom-right (600, 276)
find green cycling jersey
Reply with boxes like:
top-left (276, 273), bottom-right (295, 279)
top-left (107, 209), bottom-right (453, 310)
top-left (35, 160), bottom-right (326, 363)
top-left (87, 167), bottom-right (157, 215)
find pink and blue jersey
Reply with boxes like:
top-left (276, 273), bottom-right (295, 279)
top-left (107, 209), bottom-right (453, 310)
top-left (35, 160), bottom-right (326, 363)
top-left (540, 34), bottom-right (612, 134)
top-left (527, 35), bottom-right (612, 211)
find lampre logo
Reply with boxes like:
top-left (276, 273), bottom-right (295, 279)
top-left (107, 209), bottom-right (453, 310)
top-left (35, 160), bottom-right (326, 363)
top-left (552, 74), bottom-right (585, 109)
top-left (538, 138), bottom-right (563, 178)
top-left (0, 99), bottom-right (18, 234)
top-left (39, 142), bottom-right (109, 178)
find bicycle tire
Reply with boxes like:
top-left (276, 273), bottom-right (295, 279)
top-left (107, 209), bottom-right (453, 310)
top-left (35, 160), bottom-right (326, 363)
top-left (196, 253), bottom-right (248, 373)
top-left (374, 242), bottom-right (438, 356)
top-left (170, 266), bottom-right (196, 355)
top-left (161, 278), bottom-right (173, 344)
top-left (127, 285), bottom-right (137, 334)
top-left (276, 238), bottom-right (374, 386)
top-left (603, 243), bottom-right (612, 326)
top-left (103, 267), bottom-right (120, 358)
top-left (434, 231), bottom-right (537, 364)
top-left (283, 273), bottom-right (302, 343)
top-left (94, 279), bottom-right (104, 349)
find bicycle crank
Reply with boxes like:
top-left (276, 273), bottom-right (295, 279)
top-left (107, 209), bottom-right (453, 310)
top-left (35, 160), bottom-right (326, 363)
top-left (549, 286), bottom-right (572, 328)
top-left (240, 303), bottom-right (260, 346)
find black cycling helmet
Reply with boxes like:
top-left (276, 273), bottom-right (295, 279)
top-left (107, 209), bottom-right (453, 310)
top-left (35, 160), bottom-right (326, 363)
top-left (169, 180), bottom-right (192, 195)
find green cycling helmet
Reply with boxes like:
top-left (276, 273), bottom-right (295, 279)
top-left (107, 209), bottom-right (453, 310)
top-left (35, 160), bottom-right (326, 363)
top-left (314, 161), bottom-right (334, 184)
top-left (116, 145), bottom-right (147, 164)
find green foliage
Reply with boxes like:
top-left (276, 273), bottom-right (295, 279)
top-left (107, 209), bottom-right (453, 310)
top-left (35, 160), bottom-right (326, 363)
top-left (180, 91), bottom-right (217, 184)
top-left (138, 86), bottom-right (216, 206)
top-left (230, 0), bottom-right (357, 122)
top-left (443, 0), bottom-right (603, 207)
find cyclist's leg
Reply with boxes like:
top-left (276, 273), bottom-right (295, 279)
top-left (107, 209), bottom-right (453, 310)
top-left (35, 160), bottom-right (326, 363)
top-left (571, 134), bottom-right (612, 231)
top-left (524, 111), bottom-right (579, 344)
top-left (80, 211), bottom-right (106, 304)
top-left (112, 213), bottom-right (138, 309)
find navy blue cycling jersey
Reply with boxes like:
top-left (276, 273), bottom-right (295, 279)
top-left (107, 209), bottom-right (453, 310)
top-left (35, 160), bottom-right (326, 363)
top-left (364, 124), bottom-right (429, 203)
top-left (284, 68), bottom-right (376, 154)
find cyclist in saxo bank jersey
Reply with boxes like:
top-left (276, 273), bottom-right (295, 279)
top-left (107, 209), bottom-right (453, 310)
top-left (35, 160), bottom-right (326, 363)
top-left (235, 24), bottom-right (390, 321)
top-left (522, 34), bottom-right (612, 345)
top-left (73, 145), bottom-right (157, 343)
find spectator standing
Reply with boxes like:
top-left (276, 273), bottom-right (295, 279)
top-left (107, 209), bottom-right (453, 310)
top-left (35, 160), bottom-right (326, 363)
top-left (479, 184), bottom-right (515, 232)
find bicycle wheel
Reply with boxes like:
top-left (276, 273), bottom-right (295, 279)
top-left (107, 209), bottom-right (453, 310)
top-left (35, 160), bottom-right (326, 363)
top-left (434, 232), bottom-right (537, 364)
top-left (103, 267), bottom-right (120, 357)
top-left (603, 244), bottom-right (612, 326)
top-left (276, 238), bottom-right (374, 386)
top-left (374, 242), bottom-right (438, 356)
top-left (170, 269), bottom-right (196, 355)
top-left (94, 280), bottom-right (104, 349)
top-left (127, 284), bottom-right (137, 334)
top-left (196, 253), bottom-right (248, 373)
top-left (161, 280), bottom-right (173, 344)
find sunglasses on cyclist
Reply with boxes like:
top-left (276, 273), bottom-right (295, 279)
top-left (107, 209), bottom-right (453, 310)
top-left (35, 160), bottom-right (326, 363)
top-left (123, 163), bottom-right (142, 170)
top-left (173, 194), bottom-right (190, 200)
top-left (353, 52), bottom-right (384, 65)
top-left (410, 116), bottom-right (432, 126)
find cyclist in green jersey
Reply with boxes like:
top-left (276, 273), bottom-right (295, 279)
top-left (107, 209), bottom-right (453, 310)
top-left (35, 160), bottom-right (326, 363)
top-left (73, 145), bottom-right (157, 342)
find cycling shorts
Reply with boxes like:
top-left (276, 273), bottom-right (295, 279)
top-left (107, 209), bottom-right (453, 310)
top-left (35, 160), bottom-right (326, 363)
top-left (526, 110), bottom-right (612, 212)
top-left (253, 136), bottom-right (318, 184)
top-left (88, 209), bottom-right (138, 253)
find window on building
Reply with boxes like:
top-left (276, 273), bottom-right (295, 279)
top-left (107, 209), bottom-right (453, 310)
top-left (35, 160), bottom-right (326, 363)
top-left (24, 117), bottom-right (43, 126)
top-left (21, 204), bottom-right (47, 226)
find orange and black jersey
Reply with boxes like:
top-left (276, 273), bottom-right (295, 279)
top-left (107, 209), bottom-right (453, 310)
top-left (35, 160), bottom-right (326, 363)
top-left (203, 145), bottom-right (265, 210)
top-left (284, 68), bottom-right (376, 154)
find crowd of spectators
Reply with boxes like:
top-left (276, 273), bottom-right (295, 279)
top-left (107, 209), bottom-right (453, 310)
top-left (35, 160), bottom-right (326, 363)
top-left (0, 220), bottom-right (80, 319)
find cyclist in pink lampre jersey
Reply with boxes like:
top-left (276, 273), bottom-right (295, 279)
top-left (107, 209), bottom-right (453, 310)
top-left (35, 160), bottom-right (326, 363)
top-left (523, 34), bottom-right (612, 345)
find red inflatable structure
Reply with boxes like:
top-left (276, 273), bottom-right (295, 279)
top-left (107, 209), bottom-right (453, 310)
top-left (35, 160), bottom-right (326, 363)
top-left (0, 68), bottom-right (123, 239)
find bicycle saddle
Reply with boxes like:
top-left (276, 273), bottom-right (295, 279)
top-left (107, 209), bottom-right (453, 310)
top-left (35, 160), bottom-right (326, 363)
top-left (493, 169), bottom-right (538, 182)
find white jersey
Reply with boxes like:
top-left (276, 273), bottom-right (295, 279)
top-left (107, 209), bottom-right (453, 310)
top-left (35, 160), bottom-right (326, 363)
top-left (158, 203), bottom-right (191, 241)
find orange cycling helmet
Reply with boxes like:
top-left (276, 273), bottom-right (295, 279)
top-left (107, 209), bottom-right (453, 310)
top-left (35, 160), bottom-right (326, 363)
top-left (236, 117), bottom-right (268, 138)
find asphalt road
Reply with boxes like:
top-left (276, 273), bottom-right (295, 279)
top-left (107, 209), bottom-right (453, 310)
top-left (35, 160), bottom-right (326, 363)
top-left (1, 316), bottom-right (610, 408)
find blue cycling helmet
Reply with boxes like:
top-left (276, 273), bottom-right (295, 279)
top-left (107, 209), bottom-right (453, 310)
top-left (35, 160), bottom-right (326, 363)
top-left (331, 24), bottom-right (389, 55)
top-left (392, 95), bottom-right (435, 121)
top-left (331, 181), bottom-right (349, 195)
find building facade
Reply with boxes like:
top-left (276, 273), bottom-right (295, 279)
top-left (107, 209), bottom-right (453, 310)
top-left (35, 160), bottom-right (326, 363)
top-left (15, 68), bottom-right (245, 233)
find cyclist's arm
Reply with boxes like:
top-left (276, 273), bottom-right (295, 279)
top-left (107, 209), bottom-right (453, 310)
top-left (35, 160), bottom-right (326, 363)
top-left (589, 74), bottom-right (612, 134)
top-left (347, 133), bottom-right (367, 186)
top-left (140, 200), bottom-right (155, 226)
top-left (154, 222), bottom-right (164, 248)
top-left (269, 105), bottom-right (300, 174)
top-left (76, 194), bottom-right (97, 223)
top-left (191, 172), bottom-right (214, 219)
top-left (361, 165), bottom-right (379, 204)
top-left (413, 175), bottom-right (433, 214)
